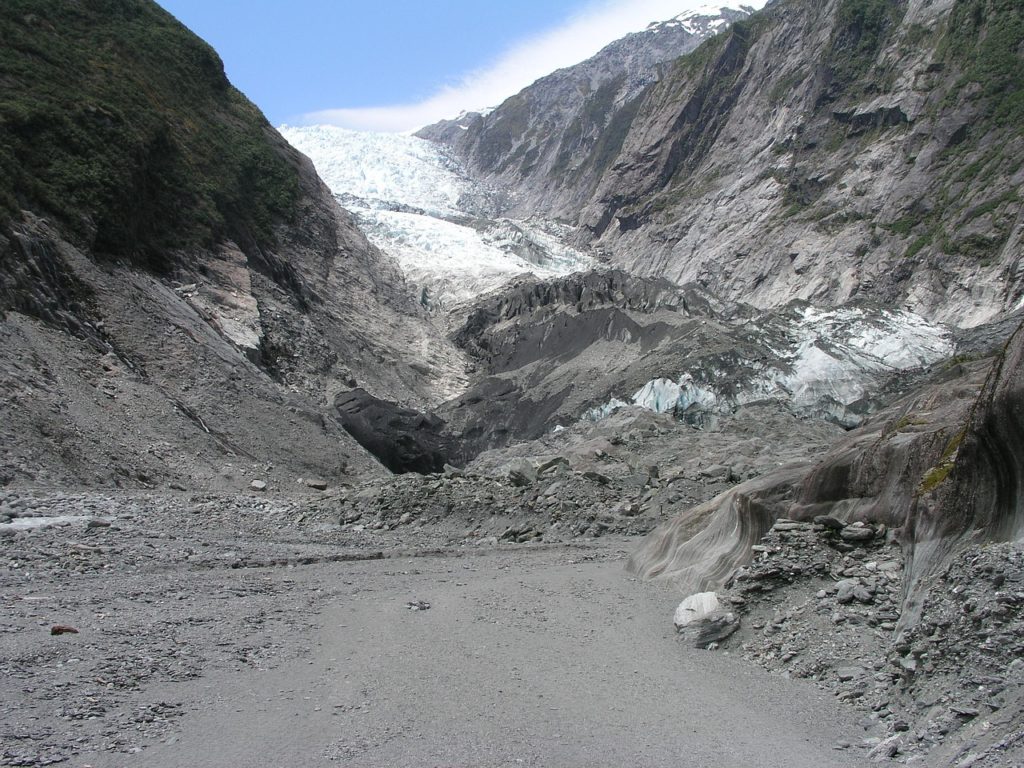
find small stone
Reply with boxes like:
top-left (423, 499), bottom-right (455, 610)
top-left (306, 479), bottom-right (329, 490)
top-left (250, 480), bottom-right (267, 492)
top-left (406, 600), bottom-right (430, 611)
top-left (836, 578), bottom-right (862, 604)
top-left (772, 521), bottom-right (808, 532)
top-left (815, 515), bottom-right (845, 531)
top-left (86, 519), bottom-right (112, 528)
top-left (837, 666), bottom-right (863, 682)
top-left (699, 464), bottom-right (731, 481)
top-left (537, 456), bottom-right (569, 475)
top-left (841, 525), bottom-right (875, 542)
top-left (853, 585), bottom-right (875, 604)
top-left (51, 625), bottom-right (79, 636)
top-left (869, 735), bottom-right (901, 762)
top-left (950, 706), bottom-right (979, 719)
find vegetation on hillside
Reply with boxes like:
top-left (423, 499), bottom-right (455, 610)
top-left (0, 0), bottom-right (299, 267)
top-left (823, 0), bottom-right (906, 98)
top-left (941, 0), bottom-right (1024, 125)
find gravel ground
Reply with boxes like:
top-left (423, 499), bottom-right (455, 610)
top-left (2, 490), bottom-right (870, 768)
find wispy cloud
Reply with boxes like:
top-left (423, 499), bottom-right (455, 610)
top-left (299, 1), bottom-right (764, 133)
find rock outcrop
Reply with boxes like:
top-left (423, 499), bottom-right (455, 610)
top-left (428, 0), bottom-right (1024, 328)
top-left (334, 389), bottom-right (459, 475)
top-left (630, 319), bottom-right (1024, 634)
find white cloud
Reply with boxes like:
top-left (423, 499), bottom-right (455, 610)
top-left (299, 1), bottom-right (765, 133)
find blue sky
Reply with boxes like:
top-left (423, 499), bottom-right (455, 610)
top-left (156, 1), bottom-right (765, 132)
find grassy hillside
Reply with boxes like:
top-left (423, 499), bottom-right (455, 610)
top-left (0, 0), bottom-right (299, 267)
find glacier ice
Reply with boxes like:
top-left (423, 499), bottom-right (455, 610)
top-left (280, 124), bottom-right (592, 307)
top-left (587, 304), bottom-right (954, 427)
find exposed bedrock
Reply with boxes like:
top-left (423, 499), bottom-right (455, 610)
top-left (333, 389), bottom-right (461, 475)
top-left (628, 327), bottom-right (1024, 628)
top-left (901, 322), bottom-right (1024, 625)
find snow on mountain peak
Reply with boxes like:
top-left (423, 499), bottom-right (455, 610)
top-left (646, 5), bottom-right (746, 34)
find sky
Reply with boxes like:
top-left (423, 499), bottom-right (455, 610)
top-left (156, 1), bottom-right (765, 133)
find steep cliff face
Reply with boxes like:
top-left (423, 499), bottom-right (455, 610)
top-left (432, 0), bottom-right (1024, 329)
top-left (417, 6), bottom-right (754, 216)
top-left (627, 352), bottom-right (993, 590)
top-left (902, 321), bottom-right (1024, 619)
top-left (583, 0), bottom-right (1024, 328)
top-left (0, 0), bottom-right (466, 489)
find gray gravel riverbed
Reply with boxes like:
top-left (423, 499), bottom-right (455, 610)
top-left (1, 492), bottom-right (869, 767)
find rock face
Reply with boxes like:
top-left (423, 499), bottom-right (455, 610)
top-left (334, 389), bottom-right (459, 475)
top-left (902, 321), bottom-right (1024, 621)
top-left (418, 5), bottom-right (755, 216)
top-left (626, 349), bottom-right (997, 594)
top-left (0, 0), bottom-right (467, 490)
top-left (629, 319), bottom-right (1024, 663)
top-left (429, 0), bottom-right (1024, 328)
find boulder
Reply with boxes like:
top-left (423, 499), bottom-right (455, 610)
top-left (841, 524), bottom-right (875, 542)
top-left (814, 515), bottom-right (845, 531)
top-left (674, 592), bottom-right (722, 628)
top-left (505, 458), bottom-right (538, 487)
top-left (334, 388), bottom-right (459, 474)
top-left (673, 592), bottom-right (740, 648)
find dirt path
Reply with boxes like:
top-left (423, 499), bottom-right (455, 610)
top-left (137, 547), bottom-right (866, 768)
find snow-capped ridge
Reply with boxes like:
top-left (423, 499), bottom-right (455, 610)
top-left (646, 5), bottom-right (752, 34)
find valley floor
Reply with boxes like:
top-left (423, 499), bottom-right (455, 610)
top-left (2, 492), bottom-right (868, 768)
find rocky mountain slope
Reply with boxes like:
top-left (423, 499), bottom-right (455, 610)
top-left (0, 0), bottom-right (466, 490)
top-left (417, 5), bottom-right (755, 216)
top-left (1, 3), bottom-right (1024, 766)
top-left (424, 0), bottom-right (1024, 329)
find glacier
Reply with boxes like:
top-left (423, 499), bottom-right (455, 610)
top-left (587, 303), bottom-right (954, 428)
top-left (280, 124), bottom-right (592, 308)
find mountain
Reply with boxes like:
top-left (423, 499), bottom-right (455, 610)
top-left (417, 5), bottom-right (756, 217)
top-left (424, 0), bottom-right (1024, 329)
top-left (0, 0), bottom-right (464, 489)
top-left (2, 3), bottom-right (1023, 765)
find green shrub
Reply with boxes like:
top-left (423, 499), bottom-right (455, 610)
top-left (0, 0), bottom-right (299, 266)
top-left (941, 0), bottom-right (1024, 125)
